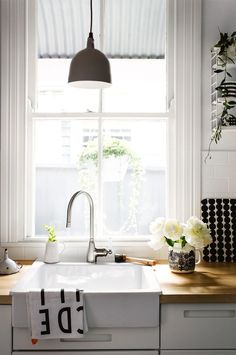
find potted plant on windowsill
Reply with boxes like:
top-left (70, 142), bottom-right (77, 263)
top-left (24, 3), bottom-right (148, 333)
top-left (206, 30), bottom-right (236, 161)
top-left (43, 225), bottom-right (64, 263)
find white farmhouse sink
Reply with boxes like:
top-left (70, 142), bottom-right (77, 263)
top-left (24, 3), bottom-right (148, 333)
top-left (11, 261), bottom-right (161, 328)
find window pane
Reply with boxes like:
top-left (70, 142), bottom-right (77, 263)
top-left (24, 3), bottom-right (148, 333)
top-left (34, 118), bottom-right (167, 238)
top-left (37, 59), bottom-right (100, 113)
top-left (34, 119), bottom-right (99, 236)
top-left (101, 120), bottom-right (167, 236)
top-left (103, 59), bottom-right (166, 112)
top-left (37, 0), bottom-right (102, 113)
top-left (102, 0), bottom-right (166, 112)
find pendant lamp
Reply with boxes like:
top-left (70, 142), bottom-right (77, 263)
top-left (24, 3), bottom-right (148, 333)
top-left (68, 0), bottom-right (111, 89)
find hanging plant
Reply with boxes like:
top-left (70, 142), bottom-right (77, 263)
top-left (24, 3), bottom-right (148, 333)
top-left (77, 137), bottom-right (144, 234)
top-left (206, 30), bottom-right (236, 161)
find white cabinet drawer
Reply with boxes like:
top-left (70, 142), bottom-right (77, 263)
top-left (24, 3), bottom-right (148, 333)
top-left (13, 327), bottom-right (159, 351)
top-left (161, 304), bottom-right (236, 349)
top-left (13, 352), bottom-right (159, 355)
top-left (161, 351), bottom-right (236, 355)
top-left (0, 305), bottom-right (11, 355)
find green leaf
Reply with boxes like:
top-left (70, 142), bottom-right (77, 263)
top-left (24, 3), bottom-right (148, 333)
top-left (165, 237), bottom-right (175, 248)
top-left (44, 224), bottom-right (57, 242)
top-left (227, 57), bottom-right (235, 64)
top-left (228, 101), bottom-right (236, 105)
top-left (180, 236), bottom-right (187, 248)
top-left (221, 78), bottom-right (226, 85)
top-left (214, 69), bottom-right (224, 73)
top-left (217, 56), bottom-right (225, 63)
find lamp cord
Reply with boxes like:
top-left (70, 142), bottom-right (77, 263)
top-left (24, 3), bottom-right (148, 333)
top-left (90, 0), bottom-right (93, 34)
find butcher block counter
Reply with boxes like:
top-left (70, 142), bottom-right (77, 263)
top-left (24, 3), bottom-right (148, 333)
top-left (155, 261), bottom-right (236, 303)
top-left (0, 261), bottom-right (32, 304)
top-left (1, 261), bottom-right (236, 304)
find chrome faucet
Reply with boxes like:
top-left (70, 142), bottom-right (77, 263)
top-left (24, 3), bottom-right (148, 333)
top-left (66, 190), bottom-right (112, 263)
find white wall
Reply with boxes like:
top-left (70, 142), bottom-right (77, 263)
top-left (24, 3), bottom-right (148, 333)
top-left (202, 0), bottom-right (236, 199)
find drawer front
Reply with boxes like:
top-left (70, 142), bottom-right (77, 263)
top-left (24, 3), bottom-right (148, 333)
top-left (13, 352), bottom-right (159, 355)
top-left (161, 351), bottom-right (236, 355)
top-left (0, 305), bottom-right (11, 355)
top-left (13, 327), bottom-right (159, 351)
top-left (161, 304), bottom-right (236, 349)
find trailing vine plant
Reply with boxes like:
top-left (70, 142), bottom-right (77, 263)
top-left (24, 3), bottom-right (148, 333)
top-left (77, 137), bottom-right (144, 234)
top-left (205, 30), bottom-right (236, 161)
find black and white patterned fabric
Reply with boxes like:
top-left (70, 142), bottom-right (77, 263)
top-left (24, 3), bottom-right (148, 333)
top-left (201, 198), bottom-right (236, 262)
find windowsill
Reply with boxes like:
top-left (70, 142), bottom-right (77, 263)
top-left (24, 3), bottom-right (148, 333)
top-left (2, 235), bottom-right (150, 246)
top-left (0, 237), bottom-right (167, 260)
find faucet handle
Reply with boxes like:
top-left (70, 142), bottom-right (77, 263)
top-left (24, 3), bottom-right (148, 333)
top-left (95, 247), bottom-right (112, 256)
top-left (94, 247), bottom-right (112, 263)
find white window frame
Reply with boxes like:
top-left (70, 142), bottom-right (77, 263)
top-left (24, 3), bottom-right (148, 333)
top-left (0, 0), bottom-right (201, 244)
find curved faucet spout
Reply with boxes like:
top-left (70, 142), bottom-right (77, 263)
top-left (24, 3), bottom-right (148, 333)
top-left (66, 190), bottom-right (94, 240)
top-left (66, 190), bottom-right (112, 263)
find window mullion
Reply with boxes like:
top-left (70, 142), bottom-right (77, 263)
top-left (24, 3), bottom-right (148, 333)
top-left (31, 112), bottom-right (170, 119)
top-left (96, 0), bottom-right (106, 239)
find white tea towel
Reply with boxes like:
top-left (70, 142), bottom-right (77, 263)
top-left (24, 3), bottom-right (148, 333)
top-left (27, 289), bottom-right (88, 339)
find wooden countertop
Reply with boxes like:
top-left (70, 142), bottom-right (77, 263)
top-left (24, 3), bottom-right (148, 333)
top-left (155, 262), bottom-right (236, 303)
top-left (0, 261), bottom-right (33, 304)
top-left (1, 261), bottom-right (236, 304)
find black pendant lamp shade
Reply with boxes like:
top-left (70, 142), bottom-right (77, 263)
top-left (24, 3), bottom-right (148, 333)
top-left (68, 0), bottom-right (111, 89)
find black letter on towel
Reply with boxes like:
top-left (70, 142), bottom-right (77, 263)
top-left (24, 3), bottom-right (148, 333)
top-left (77, 306), bottom-right (84, 334)
top-left (39, 309), bottom-right (50, 335)
top-left (58, 307), bottom-right (72, 333)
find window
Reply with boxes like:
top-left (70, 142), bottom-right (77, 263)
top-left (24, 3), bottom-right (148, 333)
top-left (32, 0), bottom-right (168, 239)
top-left (0, 0), bottom-right (201, 244)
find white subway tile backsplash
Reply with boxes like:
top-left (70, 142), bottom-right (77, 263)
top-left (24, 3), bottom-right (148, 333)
top-left (202, 151), bottom-right (228, 165)
top-left (214, 165), bottom-right (236, 178)
top-left (228, 152), bottom-right (236, 164)
top-left (0, 247), bottom-right (24, 261)
top-left (0, 244), bottom-right (163, 261)
top-left (202, 150), bottom-right (236, 198)
top-left (23, 247), bottom-right (44, 260)
top-left (202, 179), bottom-right (228, 194)
top-left (7, 247), bottom-right (25, 260)
top-left (61, 244), bottom-right (86, 262)
top-left (202, 165), bottom-right (215, 179)
top-left (228, 179), bottom-right (236, 192)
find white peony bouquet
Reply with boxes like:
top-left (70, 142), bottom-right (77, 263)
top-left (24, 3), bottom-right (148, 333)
top-left (148, 216), bottom-right (212, 251)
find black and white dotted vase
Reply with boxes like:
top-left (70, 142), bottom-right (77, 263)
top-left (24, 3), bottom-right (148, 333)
top-left (168, 245), bottom-right (201, 273)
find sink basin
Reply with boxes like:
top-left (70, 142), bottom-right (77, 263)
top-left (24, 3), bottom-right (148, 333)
top-left (12, 261), bottom-right (160, 292)
top-left (11, 261), bottom-right (161, 328)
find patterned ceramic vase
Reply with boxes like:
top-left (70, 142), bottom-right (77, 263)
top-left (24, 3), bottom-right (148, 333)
top-left (168, 244), bottom-right (201, 273)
